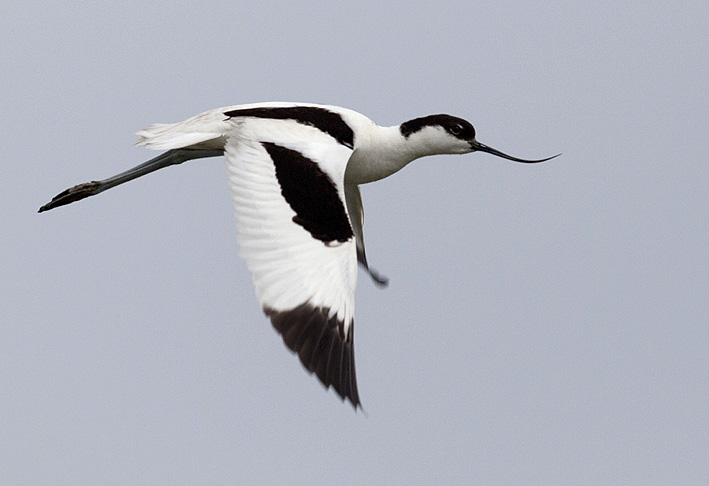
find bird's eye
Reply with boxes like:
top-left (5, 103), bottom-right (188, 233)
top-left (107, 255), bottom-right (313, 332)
top-left (450, 123), bottom-right (463, 135)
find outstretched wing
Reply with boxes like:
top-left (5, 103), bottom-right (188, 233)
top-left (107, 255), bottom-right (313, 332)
top-left (224, 113), bottom-right (361, 408)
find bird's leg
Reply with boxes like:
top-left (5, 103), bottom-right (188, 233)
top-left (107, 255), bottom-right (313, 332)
top-left (38, 148), bottom-right (223, 212)
top-left (357, 247), bottom-right (389, 287)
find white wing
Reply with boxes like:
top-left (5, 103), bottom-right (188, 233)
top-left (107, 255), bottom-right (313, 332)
top-left (224, 115), bottom-right (361, 407)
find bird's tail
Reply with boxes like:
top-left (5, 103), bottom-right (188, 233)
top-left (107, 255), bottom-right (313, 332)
top-left (135, 107), bottom-right (232, 151)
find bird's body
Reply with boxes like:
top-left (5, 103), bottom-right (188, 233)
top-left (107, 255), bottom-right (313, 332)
top-left (40, 102), bottom-right (558, 409)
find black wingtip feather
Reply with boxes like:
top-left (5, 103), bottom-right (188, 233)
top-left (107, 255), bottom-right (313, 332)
top-left (264, 303), bottom-right (361, 409)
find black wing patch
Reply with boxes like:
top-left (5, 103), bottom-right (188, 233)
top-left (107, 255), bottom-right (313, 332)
top-left (262, 142), bottom-right (354, 244)
top-left (265, 303), bottom-right (360, 409)
top-left (225, 106), bottom-right (355, 149)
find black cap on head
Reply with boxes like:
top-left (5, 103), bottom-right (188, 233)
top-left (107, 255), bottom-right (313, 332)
top-left (400, 114), bottom-right (475, 140)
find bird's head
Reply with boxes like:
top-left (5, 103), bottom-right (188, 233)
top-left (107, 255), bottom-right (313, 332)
top-left (400, 114), bottom-right (559, 163)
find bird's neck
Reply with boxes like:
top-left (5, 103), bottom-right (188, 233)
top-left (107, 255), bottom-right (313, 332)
top-left (345, 125), bottom-right (436, 184)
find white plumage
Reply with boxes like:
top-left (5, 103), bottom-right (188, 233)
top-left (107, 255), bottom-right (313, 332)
top-left (40, 102), bottom-right (558, 409)
top-left (226, 119), bottom-right (356, 327)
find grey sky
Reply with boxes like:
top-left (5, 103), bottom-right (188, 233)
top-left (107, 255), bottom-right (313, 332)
top-left (2, 1), bottom-right (708, 484)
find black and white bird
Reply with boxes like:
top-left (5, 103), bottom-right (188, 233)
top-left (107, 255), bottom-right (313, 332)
top-left (39, 102), bottom-right (558, 409)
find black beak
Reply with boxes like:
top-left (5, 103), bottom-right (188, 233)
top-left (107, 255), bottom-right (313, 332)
top-left (470, 140), bottom-right (560, 163)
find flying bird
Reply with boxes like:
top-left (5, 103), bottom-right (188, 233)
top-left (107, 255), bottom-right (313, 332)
top-left (39, 102), bottom-right (558, 409)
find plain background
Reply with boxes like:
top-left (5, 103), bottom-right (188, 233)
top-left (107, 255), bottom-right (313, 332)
top-left (2, 1), bottom-right (708, 484)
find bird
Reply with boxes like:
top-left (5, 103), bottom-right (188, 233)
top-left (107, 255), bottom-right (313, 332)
top-left (39, 102), bottom-right (559, 409)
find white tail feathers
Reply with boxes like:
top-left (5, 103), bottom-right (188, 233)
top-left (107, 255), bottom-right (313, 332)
top-left (132, 102), bottom-right (316, 151)
top-left (134, 107), bottom-right (232, 151)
